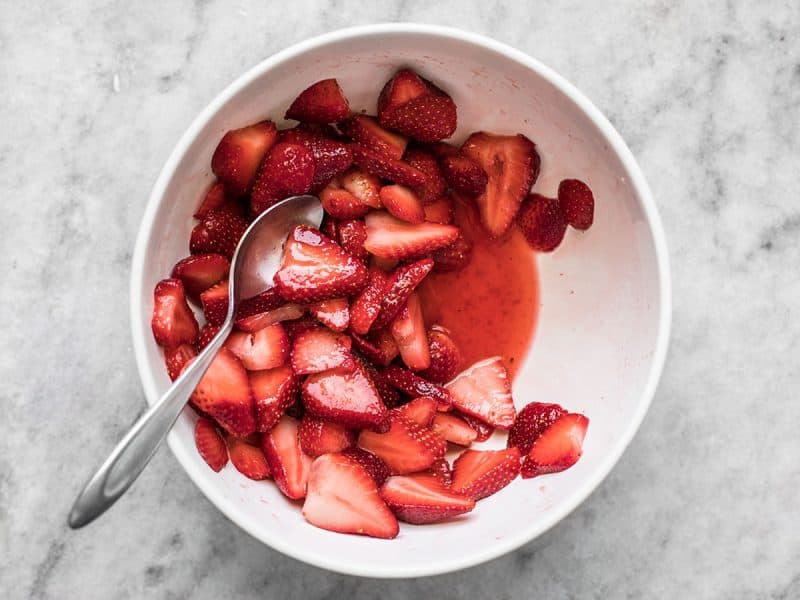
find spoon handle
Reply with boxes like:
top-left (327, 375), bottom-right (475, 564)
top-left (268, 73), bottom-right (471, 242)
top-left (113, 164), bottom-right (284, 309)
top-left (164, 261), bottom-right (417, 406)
top-left (68, 321), bottom-right (233, 528)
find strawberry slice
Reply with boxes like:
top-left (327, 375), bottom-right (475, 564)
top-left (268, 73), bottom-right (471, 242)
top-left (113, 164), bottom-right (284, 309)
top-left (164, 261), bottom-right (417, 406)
top-left (351, 144), bottom-right (428, 187)
top-left (380, 94), bottom-right (457, 143)
top-left (364, 211), bottom-right (459, 260)
top-left (319, 185), bottom-right (370, 220)
top-left (285, 78), bottom-right (350, 124)
top-left (291, 327), bottom-right (355, 375)
top-left (507, 402), bottom-right (567, 455)
top-left (234, 287), bottom-right (286, 321)
top-left (354, 355), bottom-right (401, 408)
top-left (431, 233), bottom-right (473, 273)
top-left (190, 211), bottom-right (249, 259)
top-left (307, 297), bottom-right (349, 332)
top-left (303, 453), bottom-right (399, 539)
top-left (419, 326), bottom-right (462, 382)
top-left (389, 292), bottom-right (430, 371)
top-left (280, 126), bottom-right (353, 191)
top-left (164, 343), bottom-right (197, 381)
top-left (340, 115), bottom-right (407, 160)
top-left (340, 447), bottom-right (390, 487)
top-left (382, 365), bottom-right (451, 406)
top-left (379, 185), bottom-right (425, 224)
top-left (431, 412), bottom-right (477, 446)
top-left (439, 153), bottom-right (488, 197)
top-left (377, 69), bottom-right (430, 116)
top-left (423, 194), bottom-right (454, 224)
top-left (558, 179), bottom-right (594, 230)
top-left (349, 266), bottom-right (389, 335)
top-left (249, 365), bottom-right (298, 432)
top-left (458, 412), bottom-right (494, 442)
top-left (461, 132), bottom-right (540, 237)
top-left (337, 219), bottom-right (369, 263)
top-left (250, 142), bottom-right (316, 214)
top-left (189, 348), bottom-right (255, 436)
top-left (403, 147), bottom-right (446, 204)
top-left (227, 436), bottom-right (271, 480)
top-left (211, 120), bottom-right (278, 197)
top-left (194, 416), bottom-right (228, 472)
top-left (429, 458), bottom-right (453, 487)
top-left (224, 323), bottom-right (289, 371)
top-left (522, 413), bottom-right (589, 478)
top-left (349, 330), bottom-right (398, 367)
top-left (274, 225), bottom-right (369, 303)
top-left (451, 448), bottom-right (521, 500)
top-left (372, 258), bottom-right (434, 329)
top-left (298, 415), bottom-right (356, 457)
top-left (341, 168), bottom-right (382, 208)
top-left (171, 254), bottom-right (230, 299)
top-left (151, 279), bottom-right (199, 348)
top-left (445, 357), bottom-right (516, 429)
top-left (389, 396), bottom-right (437, 427)
top-left (517, 193), bottom-right (568, 252)
top-left (262, 415), bottom-right (312, 499)
top-left (199, 280), bottom-right (229, 326)
top-left (194, 182), bottom-right (244, 219)
top-left (234, 304), bottom-right (305, 332)
top-left (302, 363), bottom-right (388, 430)
top-left (358, 414), bottom-right (446, 475)
top-left (195, 324), bottom-right (221, 351)
top-left (379, 473), bottom-right (474, 524)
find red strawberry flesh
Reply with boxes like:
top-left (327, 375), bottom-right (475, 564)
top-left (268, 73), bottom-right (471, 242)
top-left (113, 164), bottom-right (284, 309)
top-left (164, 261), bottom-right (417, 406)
top-left (211, 120), bottom-right (278, 197)
top-left (302, 363), bottom-right (388, 430)
top-left (249, 365), bottom-right (298, 432)
top-left (195, 417), bottom-right (228, 472)
top-left (451, 447), bottom-right (521, 500)
top-left (380, 473), bottom-right (474, 524)
top-left (261, 415), bottom-right (312, 499)
top-left (445, 357), bottom-right (516, 429)
top-left (364, 211), bottom-right (458, 261)
top-left (285, 78), bottom-right (350, 124)
top-left (522, 413), bottom-right (589, 478)
top-left (358, 414), bottom-right (446, 475)
top-left (151, 278), bottom-right (199, 348)
top-left (291, 327), bottom-right (355, 375)
top-left (508, 402), bottom-right (567, 455)
top-left (558, 178), bottom-right (595, 230)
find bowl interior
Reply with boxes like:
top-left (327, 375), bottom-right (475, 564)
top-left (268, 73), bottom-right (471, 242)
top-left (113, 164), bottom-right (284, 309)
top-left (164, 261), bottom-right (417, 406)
top-left (132, 26), bottom-right (668, 577)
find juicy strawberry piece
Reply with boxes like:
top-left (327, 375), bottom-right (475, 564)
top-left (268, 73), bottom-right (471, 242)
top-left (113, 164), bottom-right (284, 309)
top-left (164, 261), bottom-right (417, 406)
top-left (382, 364), bottom-right (451, 406)
top-left (227, 436), bottom-right (271, 480)
top-left (458, 412), bottom-right (494, 442)
top-left (319, 185), bottom-right (371, 220)
top-left (377, 69), bottom-right (429, 119)
top-left (439, 153), bottom-right (488, 197)
top-left (350, 331), bottom-right (397, 367)
top-left (298, 415), bottom-right (356, 457)
top-left (285, 78), bottom-right (350, 124)
top-left (372, 258), bottom-right (434, 329)
top-left (262, 415), bottom-right (312, 499)
top-left (429, 458), bottom-right (453, 487)
top-left (380, 473), bottom-right (474, 524)
top-left (522, 413), bottom-right (589, 478)
top-left (194, 417), bottom-right (228, 472)
top-left (364, 211), bottom-right (459, 260)
top-left (341, 168), bottom-right (382, 208)
top-left (250, 142), bottom-right (315, 212)
top-left (194, 182), bottom-right (244, 219)
top-left (190, 211), bottom-right (249, 259)
top-left (508, 402), bottom-right (567, 455)
top-left (461, 132), bottom-right (540, 237)
top-left (445, 357), bottom-right (516, 429)
top-left (337, 219), bottom-right (369, 263)
top-left (151, 279), bottom-right (199, 348)
top-left (211, 120), bottom-right (278, 197)
top-left (558, 179), bottom-right (595, 230)
top-left (451, 448), bottom-right (521, 500)
top-left (423, 194), bottom-right (454, 224)
top-left (383, 94), bottom-right (457, 142)
top-left (189, 348), bottom-right (255, 436)
top-left (340, 446), bottom-right (390, 487)
top-left (302, 363), bottom-right (388, 430)
top-left (358, 414), bottom-right (446, 474)
top-left (199, 280), bottom-right (229, 326)
top-left (419, 326), bottom-right (462, 382)
top-left (195, 324), bottom-right (221, 351)
top-left (403, 147), bottom-right (446, 204)
top-left (389, 396), bottom-right (437, 427)
top-left (431, 233), bottom-right (473, 272)
top-left (308, 297), bottom-right (349, 332)
top-left (354, 355), bottom-right (402, 408)
top-left (303, 453), bottom-right (399, 539)
top-left (225, 323), bottom-right (289, 371)
top-left (340, 115), bottom-right (407, 160)
top-left (351, 144), bottom-right (428, 187)
top-left (171, 254), bottom-right (230, 299)
top-left (280, 126), bottom-right (353, 191)
top-left (349, 266), bottom-right (389, 335)
top-left (234, 304), bottom-right (305, 332)
top-left (274, 225), bottom-right (369, 303)
top-left (249, 365), bottom-right (298, 432)
top-left (517, 193), bottom-right (568, 252)
top-left (431, 412), bottom-right (477, 446)
top-left (390, 293), bottom-right (430, 370)
top-left (379, 185), bottom-right (425, 224)
top-left (291, 328), bottom-right (355, 375)
top-left (164, 343), bottom-right (197, 381)
top-left (234, 287), bottom-right (285, 321)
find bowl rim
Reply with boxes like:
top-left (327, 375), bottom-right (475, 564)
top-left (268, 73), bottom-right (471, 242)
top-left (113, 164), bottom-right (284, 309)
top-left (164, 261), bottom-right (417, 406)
top-left (130, 22), bottom-right (672, 578)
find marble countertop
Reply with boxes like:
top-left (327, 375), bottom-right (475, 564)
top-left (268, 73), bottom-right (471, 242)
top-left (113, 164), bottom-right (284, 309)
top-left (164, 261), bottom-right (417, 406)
top-left (2, 1), bottom-right (798, 598)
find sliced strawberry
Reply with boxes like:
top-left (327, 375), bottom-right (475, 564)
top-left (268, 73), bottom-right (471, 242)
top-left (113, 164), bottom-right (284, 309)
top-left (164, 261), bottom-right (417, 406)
top-left (439, 153), bottom-right (488, 197)
top-left (382, 365), bottom-right (450, 406)
top-left (298, 415), bottom-right (356, 457)
top-left (341, 168), bottom-right (382, 208)
top-left (224, 323), bottom-right (288, 371)
top-left (189, 348), bottom-right (255, 436)
top-left (379, 185), bottom-right (425, 224)
top-left (340, 115), bottom-right (407, 160)
top-left (461, 132), bottom-right (540, 237)
top-left (378, 69), bottom-right (429, 113)
top-left (234, 304), bottom-right (305, 332)
top-left (431, 233), bottom-right (473, 272)
top-left (517, 193), bottom-right (567, 252)
top-left (261, 415), bottom-right (312, 499)
top-left (390, 293), bottom-right (430, 371)
top-left (199, 280), bottom-right (229, 326)
top-left (429, 458), bottom-right (453, 487)
top-left (372, 258), bottom-right (434, 329)
top-left (194, 182), bottom-right (244, 219)
top-left (418, 326), bottom-right (462, 383)
top-left (195, 324), bottom-right (221, 351)
top-left (380, 473), bottom-right (474, 524)
top-left (307, 297), bottom-right (349, 332)
top-left (303, 453), bottom-right (398, 539)
top-left (389, 396), bottom-right (437, 427)
top-left (349, 266), bottom-right (389, 335)
top-left (171, 254), bottom-right (230, 300)
top-left (431, 412), bottom-right (477, 446)
top-left (351, 144), bottom-right (428, 187)
top-left (558, 179), bottom-right (594, 230)
top-left (458, 412), bottom-right (494, 442)
top-left (282, 315), bottom-right (320, 341)
top-left (164, 343), bottom-right (197, 381)
top-left (302, 363), bottom-right (388, 430)
top-left (364, 211), bottom-right (459, 260)
top-left (508, 402), bottom-right (567, 455)
top-left (250, 142), bottom-right (315, 213)
top-left (403, 147), bottom-right (446, 204)
top-left (382, 94), bottom-right (457, 142)
top-left (319, 185), bottom-right (371, 220)
top-left (274, 225), bottom-right (369, 303)
top-left (194, 417), bottom-right (228, 472)
top-left (423, 194), bottom-right (454, 224)
top-left (249, 365), bottom-right (298, 432)
top-left (337, 219), bottom-right (368, 263)
top-left (285, 78), bottom-right (350, 124)
top-left (358, 414), bottom-right (446, 474)
top-left (190, 211), bottom-right (249, 259)
top-left (522, 413), bottom-right (589, 478)
top-left (445, 357), bottom-right (516, 429)
top-left (350, 331), bottom-right (397, 367)
top-left (354, 355), bottom-right (402, 408)
top-left (227, 436), bottom-right (271, 480)
top-left (291, 327), bottom-right (355, 375)
top-left (340, 446), bottom-right (390, 487)
top-left (211, 120), bottom-right (278, 197)
top-left (280, 126), bottom-right (353, 191)
top-left (451, 448), bottom-right (521, 500)
top-left (151, 278), bottom-right (199, 348)
top-left (234, 287), bottom-right (285, 321)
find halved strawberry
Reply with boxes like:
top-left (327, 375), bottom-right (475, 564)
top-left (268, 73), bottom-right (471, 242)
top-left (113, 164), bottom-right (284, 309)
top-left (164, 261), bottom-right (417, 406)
top-left (199, 280), bottom-right (229, 326)
top-left (171, 254), bottom-right (230, 300)
top-left (337, 219), bottom-right (368, 263)
top-left (439, 153), bottom-right (488, 197)
top-left (431, 412), bottom-right (477, 446)
top-left (249, 365), bottom-right (298, 432)
top-left (349, 266), bottom-right (389, 335)
top-left (194, 416), bottom-right (228, 472)
top-left (340, 446), bottom-right (390, 487)
top-left (189, 347), bottom-right (255, 436)
top-left (303, 453), bottom-right (399, 539)
top-left (211, 120), bottom-right (278, 197)
top-left (379, 185), bottom-right (425, 224)
top-left (381, 94), bottom-right (457, 143)
top-left (250, 142), bottom-right (315, 213)
top-left (389, 396), bottom-right (437, 427)
top-left (307, 297), bottom-right (349, 332)
top-left (521, 413), bottom-right (589, 478)
top-left (358, 414), bottom-right (446, 474)
top-left (382, 365), bottom-right (451, 406)
top-left (558, 179), bottom-right (594, 230)
top-left (319, 185), bottom-right (371, 220)
top-left (372, 258), bottom-right (434, 329)
top-left (280, 126), bottom-right (353, 191)
top-left (274, 225), bottom-right (369, 303)
top-left (380, 473), bottom-right (474, 524)
top-left (227, 436), bottom-right (271, 480)
top-left (517, 193), bottom-right (567, 252)
top-left (429, 458), bottom-right (453, 487)
top-left (194, 182), bottom-right (245, 219)
top-left (377, 69), bottom-right (429, 116)
top-left (302, 363), bottom-right (388, 430)
top-left (351, 144), bottom-right (428, 188)
top-left (298, 415), bottom-right (356, 457)
top-left (431, 233), bottom-right (473, 272)
top-left (190, 211), bottom-right (249, 259)
top-left (390, 292), bottom-right (430, 371)
top-left (151, 279), bottom-right (199, 348)
top-left (285, 78), bottom-right (350, 124)
top-left (350, 331), bottom-right (397, 367)
top-left (403, 147), bottom-right (446, 204)
top-left (458, 412), bottom-right (494, 442)
top-left (451, 447), bottom-right (521, 500)
top-left (507, 402), bottom-right (567, 455)
top-left (461, 132), bottom-right (540, 237)
top-left (291, 327), bottom-right (355, 375)
top-left (164, 343), bottom-right (197, 381)
top-left (224, 323), bottom-right (288, 371)
top-left (445, 357), bottom-right (516, 429)
top-left (234, 287), bottom-right (284, 321)
top-left (234, 304), bottom-right (305, 332)
top-left (341, 168), bottom-right (382, 208)
top-left (364, 211), bottom-right (459, 260)
top-left (340, 115), bottom-right (407, 160)
top-left (419, 326), bottom-right (462, 382)
top-left (261, 415), bottom-right (312, 499)
top-left (423, 194), bottom-right (454, 224)
top-left (354, 354), bottom-right (401, 408)
top-left (195, 324), bottom-right (221, 351)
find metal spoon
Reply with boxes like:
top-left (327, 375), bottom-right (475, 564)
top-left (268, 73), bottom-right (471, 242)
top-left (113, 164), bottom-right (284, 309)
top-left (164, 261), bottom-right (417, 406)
top-left (68, 195), bottom-right (323, 528)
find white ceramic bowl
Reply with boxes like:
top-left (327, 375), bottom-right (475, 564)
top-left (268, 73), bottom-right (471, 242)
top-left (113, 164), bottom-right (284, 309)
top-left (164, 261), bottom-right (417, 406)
top-left (130, 23), bottom-right (671, 577)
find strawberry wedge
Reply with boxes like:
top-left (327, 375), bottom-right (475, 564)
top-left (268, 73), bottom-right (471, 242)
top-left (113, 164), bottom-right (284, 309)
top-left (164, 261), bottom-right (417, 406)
top-left (262, 415), bottom-right (312, 499)
top-left (224, 323), bottom-right (289, 371)
top-left (211, 120), bottom-right (278, 197)
top-left (389, 292), bottom-right (430, 371)
top-left (451, 448), bottom-right (521, 500)
top-left (302, 363), bottom-right (388, 430)
top-left (151, 279), bottom-right (199, 348)
top-left (445, 357), bottom-right (516, 429)
top-left (358, 415), bottom-right (446, 475)
top-left (389, 396), bottom-right (438, 427)
top-left (364, 211), bottom-right (459, 260)
top-left (521, 413), bottom-right (589, 478)
top-left (249, 365), bottom-right (298, 432)
top-left (298, 415), bottom-right (356, 457)
top-left (189, 348), bottom-right (255, 437)
top-left (285, 78), bottom-right (351, 124)
top-left (380, 473), bottom-right (474, 524)
top-left (291, 327), bottom-right (356, 375)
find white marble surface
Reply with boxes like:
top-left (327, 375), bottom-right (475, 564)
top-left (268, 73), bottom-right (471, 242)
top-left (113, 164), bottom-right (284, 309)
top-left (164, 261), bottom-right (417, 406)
top-left (2, 1), bottom-right (799, 597)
